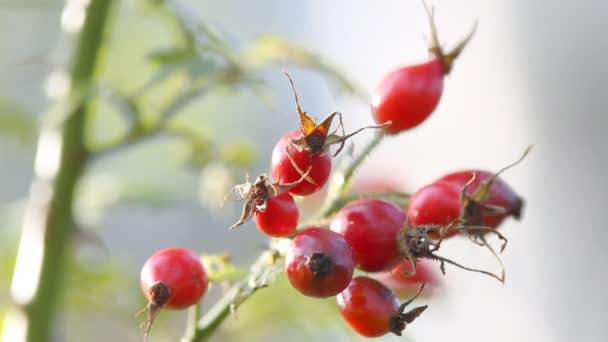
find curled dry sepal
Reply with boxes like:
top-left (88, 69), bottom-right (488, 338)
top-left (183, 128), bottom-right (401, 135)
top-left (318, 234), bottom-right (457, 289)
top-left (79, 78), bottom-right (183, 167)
top-left (284, 71), bottom-right (389, 158)
top-left (397, 219), bottom-right (508, 283)
top-left (388, 283), bottom-right (428, 336)
top-left (223, 171), bottom-right (307, 229)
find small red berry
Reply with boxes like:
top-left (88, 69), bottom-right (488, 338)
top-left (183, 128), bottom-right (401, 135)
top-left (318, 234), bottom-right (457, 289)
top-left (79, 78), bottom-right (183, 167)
top-left (330, 199), bottom-right (406, 272)
top-left (253, 192), bottom-right (299, 237)
top-left (271, 129), bottom-right (331, 196)
top-left (407, 180), bottom-right (462, 239)
top-left (438, 170), bottom-right (523, 228)
top-left (139, 247), bottom-right (208, 341)
top-left (285, 227), bottom-right (354, 298)
top-left (337, 276), bottom-right (427, 337)
top-left (374, 259), bottom-right (440, 298)
top-left (372, 60), bottom-right (444, 133)
top-left (224, 173), bottom-right (305, 231)
top-left (371, 3), bottom-right (476, 134)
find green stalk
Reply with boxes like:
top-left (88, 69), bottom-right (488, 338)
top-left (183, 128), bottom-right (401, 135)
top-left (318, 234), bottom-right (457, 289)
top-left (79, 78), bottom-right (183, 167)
top-left (3, 1), bottom-right (115, 341)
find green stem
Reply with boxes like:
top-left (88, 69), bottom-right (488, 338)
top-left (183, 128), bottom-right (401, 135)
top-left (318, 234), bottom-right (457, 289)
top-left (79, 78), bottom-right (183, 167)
top-left (318, 130), bottom-right (386, 217)
top-left (3, 1), bottom-right (115, 342)
top-left (188, 251), bottom-right (282, 342)
top-left (338, 130), bottom-right (385, 196)
top-left (181, 304), bottom-right (201, 342)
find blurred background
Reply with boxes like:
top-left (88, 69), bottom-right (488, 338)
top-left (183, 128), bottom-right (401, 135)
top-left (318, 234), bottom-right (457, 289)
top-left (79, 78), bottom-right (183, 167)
top-left (1, 0), bottom-right (607, 341)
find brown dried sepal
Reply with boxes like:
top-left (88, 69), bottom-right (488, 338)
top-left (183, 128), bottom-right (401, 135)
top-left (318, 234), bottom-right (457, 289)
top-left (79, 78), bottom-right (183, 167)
top-left (397, 220), bottom-right (507, 283)
top-left (223, 171), bottom-right (309, 229)
top-left (283, 71), bottom-right (390, 157)
top-left (136, 281), bottom-right (171, 342)
top-left (422, 0), bottom-right (477, 75)
top-left (458, 146), bottom-right (531, 229)
top-left (388, 283), bottom-right (428, 336)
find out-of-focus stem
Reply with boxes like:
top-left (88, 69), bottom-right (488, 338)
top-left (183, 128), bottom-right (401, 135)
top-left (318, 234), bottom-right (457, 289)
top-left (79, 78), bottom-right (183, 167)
top-left (2, 1), bottom-right (114, 341)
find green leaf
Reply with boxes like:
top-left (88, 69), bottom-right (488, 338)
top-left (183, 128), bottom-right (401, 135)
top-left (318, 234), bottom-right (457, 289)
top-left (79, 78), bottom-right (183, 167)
top-left (0, 99), bottom-right (38, 145)
top-left (241, 35), bottom-right (364, 97)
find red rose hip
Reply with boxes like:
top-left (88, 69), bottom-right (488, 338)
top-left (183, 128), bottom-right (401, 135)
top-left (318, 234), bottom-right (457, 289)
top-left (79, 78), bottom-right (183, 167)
top-left (371, 3), bottom-right (476, 134)
top-left (337, 276), bottom-right (427, 337)
top-left (285, 227), bottom-right (354, 298)
top-left (407, 180), bottom-right (462, 239)
top-left (140, 247), bottom-right (208, 341)
top-left (271, 129), bottom-right (331, 196)
top-left (438, 169), bottom-right (523, 228)
top-left (330, 198), bottom-right (406, 272)
top-left (254, 192), bottom-right (299, 237)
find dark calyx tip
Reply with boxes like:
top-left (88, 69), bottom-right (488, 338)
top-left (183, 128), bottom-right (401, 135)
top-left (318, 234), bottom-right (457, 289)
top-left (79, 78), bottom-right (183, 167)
top-left (511, 196), bottom-right (525, 220)
top-left (389, 305), bottom-right (428, 336)
top-left (148, 281), bottom-right (171, 307)
top-left (307, 252), bottom-right (335, 277)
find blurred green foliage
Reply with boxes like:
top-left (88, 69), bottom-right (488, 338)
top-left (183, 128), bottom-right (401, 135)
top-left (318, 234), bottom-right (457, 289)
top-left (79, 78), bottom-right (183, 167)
top-left (0, 99), bottom-right (37, 145)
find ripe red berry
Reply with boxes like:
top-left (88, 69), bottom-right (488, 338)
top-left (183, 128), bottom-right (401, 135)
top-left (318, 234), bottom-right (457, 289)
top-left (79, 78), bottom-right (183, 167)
top-left (271, 129), bottom-right (331, 196)
top-left (285, 227), bottom-right (354, 298)
top-left (438, 170), bottom-right (523, 228)
top-left (373, 259), bottom-right (440, 298)
top-left (371, 3), bottom-right (476, 134)
top-left (253, 192), bottom-right (299, 237)
top-left (337, 276), bottom-right (427, 337)
top-left (407, 180), bottom-right (462, 239)
top-left (330, 199), bottom-right (406, 272)
top-left (372, 60), bottom-right (444, 134)
top-left (140, 247), bottom-right (208, 340)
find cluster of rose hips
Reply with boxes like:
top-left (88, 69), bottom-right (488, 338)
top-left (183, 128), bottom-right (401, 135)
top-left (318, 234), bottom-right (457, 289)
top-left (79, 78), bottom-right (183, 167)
top-left (138, 4), bottom-right (527, 341)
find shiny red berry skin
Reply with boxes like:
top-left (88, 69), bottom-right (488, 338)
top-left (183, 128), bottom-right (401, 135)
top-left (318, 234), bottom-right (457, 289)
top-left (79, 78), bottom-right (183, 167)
top-left (337, 276), bottom-right (401, 337)
top-left (372, 60), bottom-right (444, 134)
top-left (330, 199), bottom-right (406, 272)
top-left (285, 227), bottom-right (354, 298)
top-left (374, 259), bottom-right (440, 298)
top-left (140, 247), bottom-right (208, 309)
top-left (253, 192), bottom-right (299, 237)
top-left (407, 180), bottom-right (462, 239)
top-left (438, 170), bottom-right (523, 228)
top-left (271, 129), bottom-right (332, 196)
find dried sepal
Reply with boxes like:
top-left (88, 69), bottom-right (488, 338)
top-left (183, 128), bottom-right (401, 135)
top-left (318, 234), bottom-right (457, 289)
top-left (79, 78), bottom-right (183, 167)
top-left (422, 0), bottom-right (477, 75)
top-left (223, 170), bottom-right (309, 229)
top-left (397, 220), bottom-right (506, 283)
top-left (388, 283), bottom-right (428, 336)
top-left (458, 146), bottom-right (531, 232)
top-left (136, 281), bottom-right (171, 342)
top-left (284, 71), bottom-right (388, 157)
